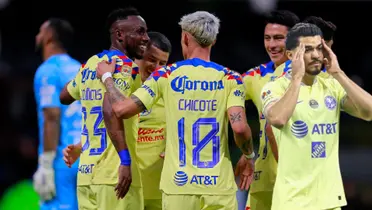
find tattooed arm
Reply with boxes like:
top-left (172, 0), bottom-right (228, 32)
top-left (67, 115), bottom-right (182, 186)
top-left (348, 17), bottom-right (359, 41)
top-left (103, 77), bottom-right (145, 119)
top-left (228, 106), bottom-right (253, 156)
top-left (103, 92), bottom-right (128, 153)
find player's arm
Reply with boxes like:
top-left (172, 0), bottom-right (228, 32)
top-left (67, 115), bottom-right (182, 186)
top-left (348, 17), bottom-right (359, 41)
top-left (97, 61), bottom-right (162, 119)
top-left (332, 72), bottom-right (372, 121)
top-left (104, 77), bottom-right (145, 118)
top-left (60, 64), bottom-right (83, 105)
top-left (102, 92), bottom-right (131, 165)
top-left (263, 78), bottom-right (301, 129)
top-left (321, 39), bottom-right (372, 121)
top-left (228, 107), bottom-right (254, 156)
top-left (266, 124), bottom-right (278, 162)
top-left (60, 83), bottom-right (76, 105)
top-left (33, 69), bottom-right (61, 200)
top-left (227, 73), bottom-right (254, 157)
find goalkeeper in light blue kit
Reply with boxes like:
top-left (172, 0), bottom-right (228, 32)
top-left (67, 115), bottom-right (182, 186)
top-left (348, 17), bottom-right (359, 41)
top-left (33, 18), bottom-right (81, 210)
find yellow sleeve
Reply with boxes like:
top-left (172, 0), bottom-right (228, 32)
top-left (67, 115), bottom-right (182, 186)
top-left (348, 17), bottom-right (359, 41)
top-left (131, 63), bottom-right (143, 93)
top-left (332, 78), bottom-right (347, 109)
top-left (67, 64), bottom-right (84, 100)
top-left (227, 72), bottom-right (246, 109)
top-left (132, 67), bottom-right (166, 111)
top-left (261, 79), bottom-right (286, 115)
top-left (242, 68), bottom-right (258, 100)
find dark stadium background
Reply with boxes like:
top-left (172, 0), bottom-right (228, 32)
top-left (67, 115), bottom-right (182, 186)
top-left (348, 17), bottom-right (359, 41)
top-left (0, 0), bottom-right (371, 209)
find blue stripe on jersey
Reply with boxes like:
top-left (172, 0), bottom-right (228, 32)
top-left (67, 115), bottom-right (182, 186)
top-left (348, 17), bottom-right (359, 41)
top-left (260, 61), bottom-right (275, 77)
top-left (170, 58), bottom-right (227, 73)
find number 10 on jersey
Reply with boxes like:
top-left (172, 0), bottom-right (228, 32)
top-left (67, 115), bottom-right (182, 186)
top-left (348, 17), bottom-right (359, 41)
top-left (178, 117), bottom-right (220, 168)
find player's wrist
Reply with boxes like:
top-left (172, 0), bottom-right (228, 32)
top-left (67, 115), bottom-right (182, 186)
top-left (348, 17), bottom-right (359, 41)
top-left (39, 151), bottom-right (56, 169)
top-left (118, 149), bottom-right (131, 166)
top-left (244, 151), bottom-right (255, 159)
top-left (101, 72), bottom-right (112, 83)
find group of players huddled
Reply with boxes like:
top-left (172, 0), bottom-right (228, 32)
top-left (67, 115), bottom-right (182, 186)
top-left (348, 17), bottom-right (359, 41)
top-left (32, 6), bottom-right (372, 210)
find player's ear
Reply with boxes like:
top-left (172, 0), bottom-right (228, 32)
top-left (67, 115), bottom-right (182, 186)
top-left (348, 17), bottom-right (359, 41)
top-left (211, 39), bottom-right (216, 46)
top-left (286, 50), bottom-right (293, 60)
top-left (184, 33), bottom-right (189, 47)
top-left (44, 28), bottom-right (54, 45)
top-left (115, 29), bottom-right (124, 43)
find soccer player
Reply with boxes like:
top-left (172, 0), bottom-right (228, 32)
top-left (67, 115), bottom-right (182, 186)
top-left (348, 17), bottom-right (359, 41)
top-left (60, 7), bottom-right (149, 210)
top-left (33, 18), bottom-right (81, 210)
top-left (135, 31), bottom-right (171, 210)
top-left (277, 16), bottom-right (337, 76)
top-left (96, 11), bottom-right (255, 210)
top-left (261, 23), bottom-right (372, 210)
top-left (241, 10), bottom-right (299, 210)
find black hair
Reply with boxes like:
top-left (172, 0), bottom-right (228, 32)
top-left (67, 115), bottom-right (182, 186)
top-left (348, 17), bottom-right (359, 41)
top-left (266, 10), bottom-right (300, 28)
top-left (286, 23), bottom-right (323, 50)
top-left (148, 32), bottom-right (172, 54)
top-left (303, 16), bottom-right (336, 41)
top-left (48, 18), bottom-right (74, 51)
top-left (105, 7), bottom-right (140, 32)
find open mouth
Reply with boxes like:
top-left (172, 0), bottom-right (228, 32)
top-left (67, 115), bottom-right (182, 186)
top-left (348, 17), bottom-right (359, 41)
top-left (139, 44), bottom-right (147, 51)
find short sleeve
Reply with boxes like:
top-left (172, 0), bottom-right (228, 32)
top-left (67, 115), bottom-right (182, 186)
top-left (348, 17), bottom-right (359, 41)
top-left (131, 63), bottom-right (143, 92)
top-left (227, 72), bottom-right (246, 109)
top-left (332, 79), bottom-right (347, 109)
top-left (35, 69), bottom-right (61, 109)
top-left (132, 67), bottom-right (166, 111)
top-left (67, 64), bottom-right (84, 100)
top-left (261, 80), bottom-right (285, 116)
top-left (242, 69), bottom-right (255, 100)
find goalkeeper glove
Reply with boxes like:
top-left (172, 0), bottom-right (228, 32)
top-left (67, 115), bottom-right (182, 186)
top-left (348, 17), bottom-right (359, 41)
top-left (33, 151), bottom-right (56, 201)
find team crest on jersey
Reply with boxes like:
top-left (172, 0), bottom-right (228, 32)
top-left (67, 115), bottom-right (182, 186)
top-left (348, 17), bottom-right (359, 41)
top-left (309, 99), bottom-right (319, 109)
top-left (120, 65), bottom-right (131, 77)
top-left (324, 95), bottom-right (337, 110)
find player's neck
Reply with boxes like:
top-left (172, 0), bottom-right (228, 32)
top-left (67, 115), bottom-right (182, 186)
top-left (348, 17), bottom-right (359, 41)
top-left (43, 44), bottom-right (66, 61)
top-left (186, 47), bottom-right (211, 61)
top-left (273, 59), bottom-right (288, 69)
top-left (135, 59), bottom-right (147, 82)
top-left (302, 74), bottom-right (317, 86)
top-left (110, 45), bottom-right (132, 60)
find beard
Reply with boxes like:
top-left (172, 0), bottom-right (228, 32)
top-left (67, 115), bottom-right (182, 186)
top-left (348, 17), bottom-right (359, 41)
top-left (35, 42), bottom-right (43, 53)
top-left (126, 46), bottom-right (143, 60)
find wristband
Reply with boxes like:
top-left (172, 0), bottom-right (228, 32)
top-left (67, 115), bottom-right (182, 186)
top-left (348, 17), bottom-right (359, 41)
top-left (102, 72), bottom-right (112, 83)
top-left (118, 149), bottom-right (131, 166)
top-left (244, 151), bottom-right (255, 159)
top-left (39, 150), bottom-right (56, 169)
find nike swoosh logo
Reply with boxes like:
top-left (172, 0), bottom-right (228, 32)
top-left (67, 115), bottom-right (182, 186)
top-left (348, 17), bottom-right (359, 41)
top-left (297, 100), bottom-right (303, 104)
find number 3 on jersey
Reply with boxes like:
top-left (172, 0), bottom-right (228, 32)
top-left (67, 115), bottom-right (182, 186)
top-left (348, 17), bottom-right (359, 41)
top-left (81, 106), bottom-right (107, 156)
top-left (178, 117), bottom-right (220, 168)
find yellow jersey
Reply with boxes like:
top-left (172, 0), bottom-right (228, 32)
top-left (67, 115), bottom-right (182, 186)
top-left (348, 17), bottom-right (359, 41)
top-left (133, 58), bottom-right (245, 195)
top-left (242, 61), bottom-right (290, 193)
top-left (261, 72), bottom-right (347, 210)
top-left (137, 98), bottom-right (166, 199)
top-left (67, 50), bottom-right (142, 187)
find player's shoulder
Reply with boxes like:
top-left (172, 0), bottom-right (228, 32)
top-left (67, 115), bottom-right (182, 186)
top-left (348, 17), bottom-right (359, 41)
top-left (225, 69), bottom-right (243, 85)
top-left (318, 76), bottom-right (341, 90)
top-left (148, 64), bottom-right (172, 82)
top-left (34, 60), bottom-right (59, 83)
top-left (242, 61), bottom-right (275, 79)
top-left (169, 58), bottom-right (228, 74)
